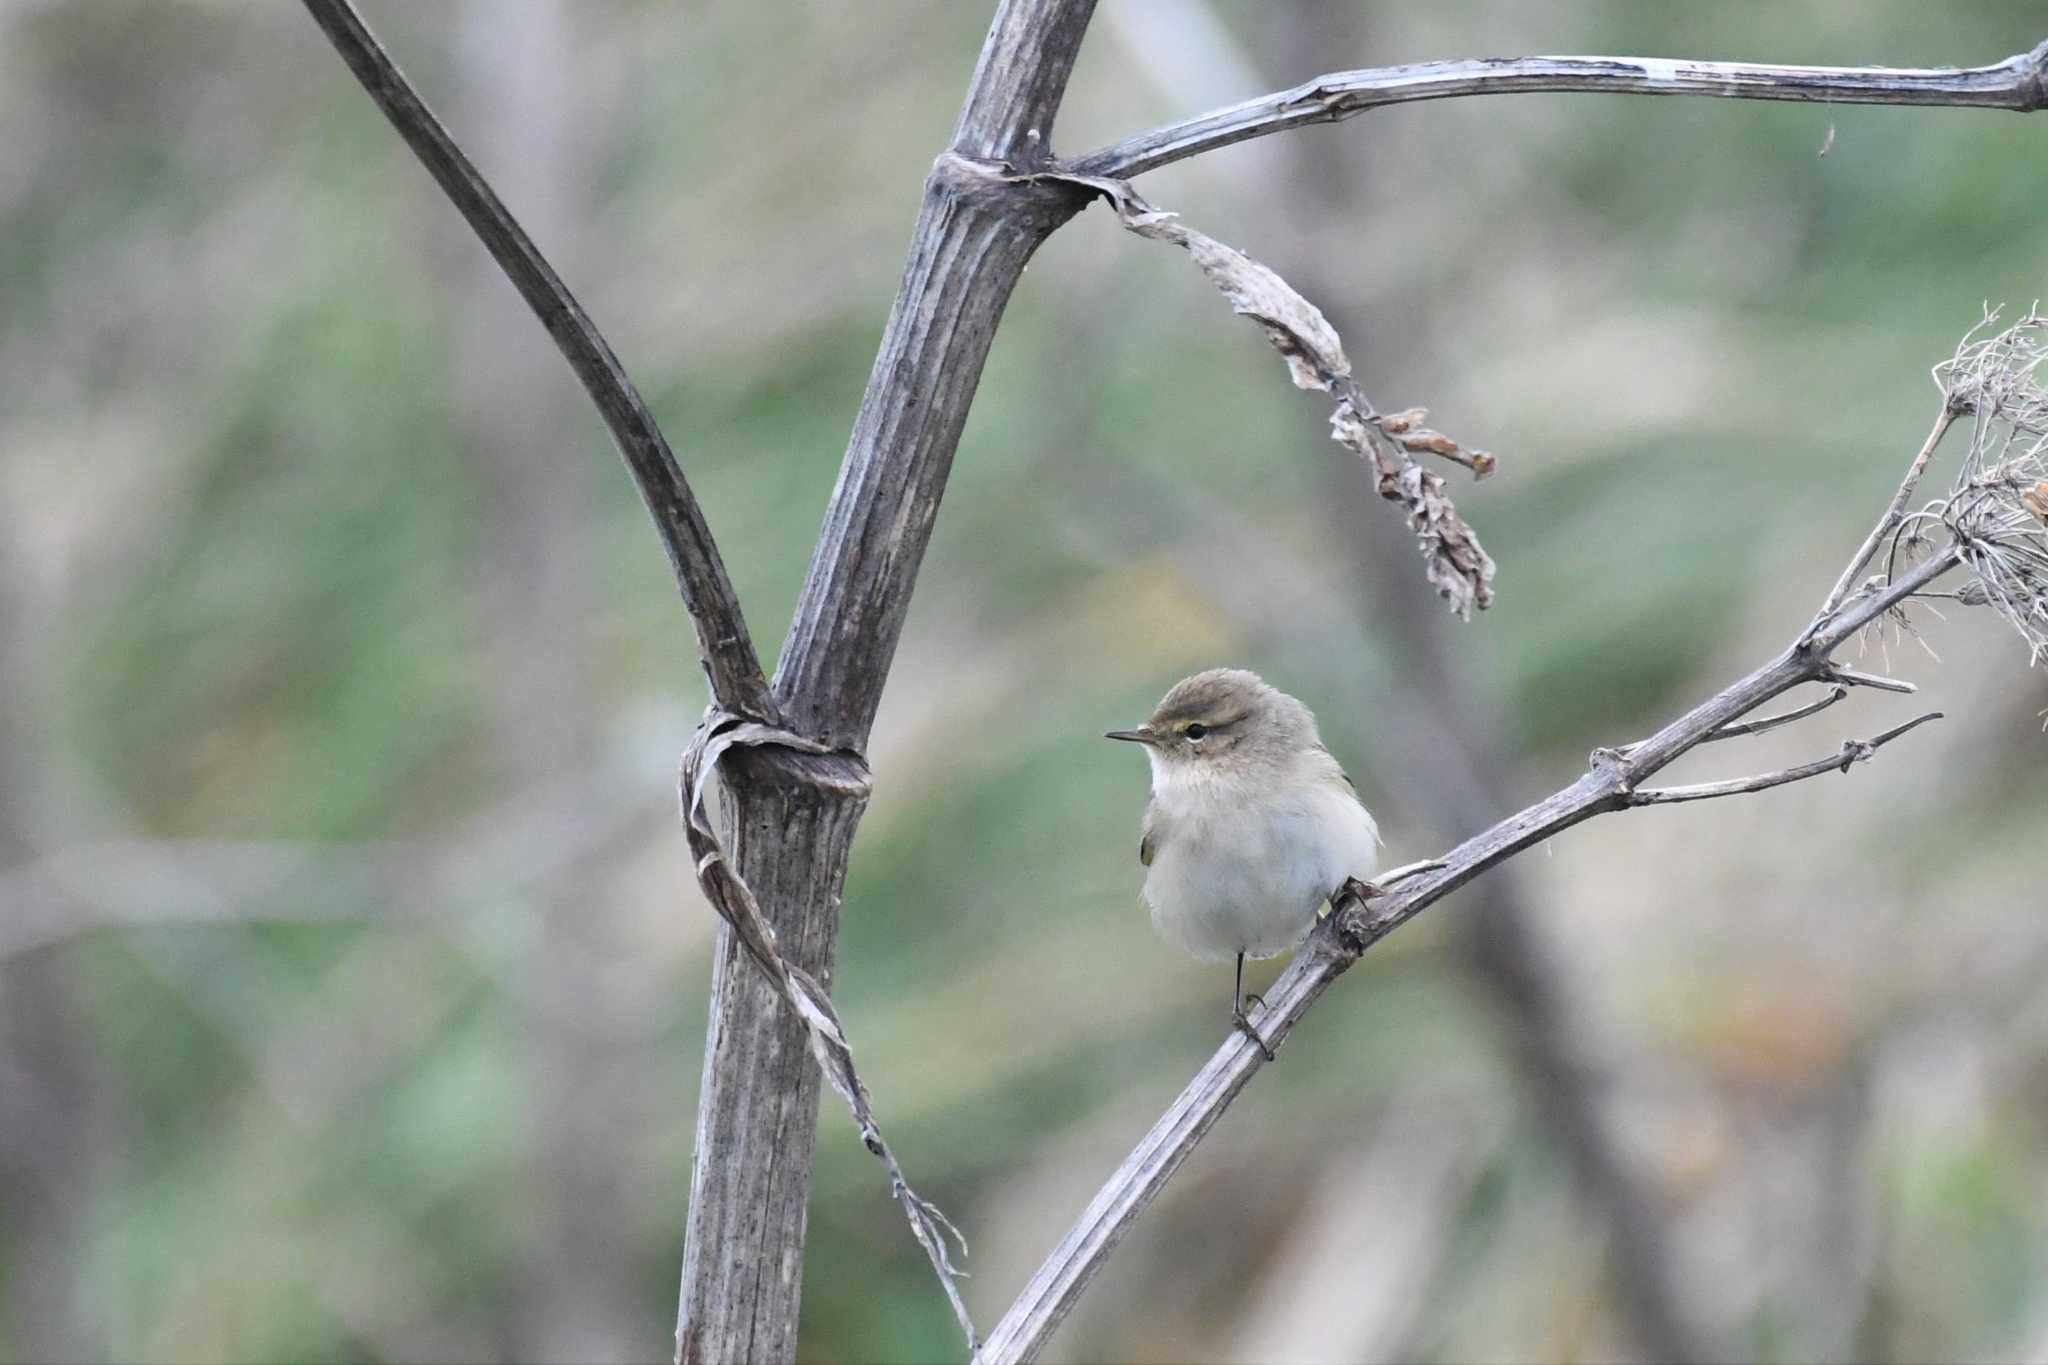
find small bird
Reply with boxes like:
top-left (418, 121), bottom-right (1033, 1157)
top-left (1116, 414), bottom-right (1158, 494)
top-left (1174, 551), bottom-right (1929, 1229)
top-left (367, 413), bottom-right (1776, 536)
top-left (1107, 668), bottom-right (1380, 1056)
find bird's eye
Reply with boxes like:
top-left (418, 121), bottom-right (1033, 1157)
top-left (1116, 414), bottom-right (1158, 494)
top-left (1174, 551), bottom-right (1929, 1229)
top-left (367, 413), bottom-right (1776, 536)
top-left (1184, 723), bottom-right (1208, 741)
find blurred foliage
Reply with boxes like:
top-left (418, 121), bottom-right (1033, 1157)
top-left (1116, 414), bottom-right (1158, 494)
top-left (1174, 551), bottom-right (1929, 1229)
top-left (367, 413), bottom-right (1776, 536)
top-left (4, 2), bottom-right (2048, 1363)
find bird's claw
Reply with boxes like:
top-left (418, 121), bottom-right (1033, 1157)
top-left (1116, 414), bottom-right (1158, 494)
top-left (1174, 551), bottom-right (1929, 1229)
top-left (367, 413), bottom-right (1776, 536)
top-left (1340, 875), bottom-right (1384, 904)
top-left (1232, 1006), bottom-right (1276, 1062)
top-left (1342, 859), bottom-right (1447, 906)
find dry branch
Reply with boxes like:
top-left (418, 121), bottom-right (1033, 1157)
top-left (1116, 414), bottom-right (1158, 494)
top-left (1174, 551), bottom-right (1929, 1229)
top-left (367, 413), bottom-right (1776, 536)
top-left (298, 0), bottom-right (772, 718)
top-left (979, 319), bottom-right (2048, 1358)
top-left (1628, 711), bottom-right (1942, 805)
top-left (673, 4), bottom-right (1097, 1360)
top-left (1701, 684), bottom-right (1848, 742)
top-left (1072, 42), bottom-right (2048, 179)
top-left (1031, 170), bottom-right (1498, 616)
top-left (298, 2), bottom-right (2048, 1358)
top-left (1824, 666), bottom-right (1917, 695)
top-left (302, 0), bottom-right (1099, 1357)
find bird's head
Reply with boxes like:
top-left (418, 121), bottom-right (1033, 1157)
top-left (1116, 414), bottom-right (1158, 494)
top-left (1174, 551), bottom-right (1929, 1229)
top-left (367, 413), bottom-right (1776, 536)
top-left (1105, 668), bottom-right (1321, 780)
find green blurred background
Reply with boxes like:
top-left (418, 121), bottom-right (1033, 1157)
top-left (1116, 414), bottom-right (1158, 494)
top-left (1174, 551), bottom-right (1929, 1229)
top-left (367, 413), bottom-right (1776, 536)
top-left (4, 2), bottom-right (2047, 1362)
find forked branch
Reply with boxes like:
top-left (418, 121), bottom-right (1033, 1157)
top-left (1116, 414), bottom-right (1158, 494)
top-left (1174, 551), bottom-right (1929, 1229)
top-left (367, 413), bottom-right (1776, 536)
top-left (1630, 711), bottom-right (1943, 805)
top-left (1073, 42), bottom-right (2048, 178)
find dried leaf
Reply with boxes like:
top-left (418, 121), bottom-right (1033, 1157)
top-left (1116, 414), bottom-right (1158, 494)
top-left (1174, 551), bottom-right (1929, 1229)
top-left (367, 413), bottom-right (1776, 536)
top-left (1332, 403), bottom-right (1498, 615)
top-left (680, 713), bottom-right (978, 1353)
top-left (1397, 429), bottom-right (1460, 456)
top-left (1108, 198), bottom-right (1350, 396)
top-left (1040, 170), bottom-right (1499, 617)
top-left (2023, 479), bottom-right (2048, 523)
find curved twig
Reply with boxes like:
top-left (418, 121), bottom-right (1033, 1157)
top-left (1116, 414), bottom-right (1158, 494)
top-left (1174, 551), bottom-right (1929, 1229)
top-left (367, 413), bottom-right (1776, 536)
top-left (298, 0), bottom-right (773, 718)
top-left (1702, 684), bottom-right (1848, 742)
top-left (1072, 43), bottom-right (2048, 179)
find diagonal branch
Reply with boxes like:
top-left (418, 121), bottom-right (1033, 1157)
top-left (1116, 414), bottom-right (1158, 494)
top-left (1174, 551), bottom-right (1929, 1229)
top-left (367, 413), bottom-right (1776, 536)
top-left (980, 415), bottom-right (1973, 1361)
top-left (1629, 711), bottom-right (1942, 805)
top-left (298, 0), bottom-right (773, 718)
top-left (1815, 409), bottom-right (1961, 628)
top-left (1072, 42), bottom-right (2048, 179)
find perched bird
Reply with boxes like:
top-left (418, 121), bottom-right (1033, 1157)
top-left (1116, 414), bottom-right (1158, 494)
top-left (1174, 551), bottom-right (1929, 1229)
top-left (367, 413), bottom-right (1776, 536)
top-left (1107, 668), bottom-right (1380, 1056)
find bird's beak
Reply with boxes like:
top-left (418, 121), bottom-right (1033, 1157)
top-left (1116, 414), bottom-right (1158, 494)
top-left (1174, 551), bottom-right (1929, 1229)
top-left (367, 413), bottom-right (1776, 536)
top-left (1104, 727), bottom-right (1157, 745)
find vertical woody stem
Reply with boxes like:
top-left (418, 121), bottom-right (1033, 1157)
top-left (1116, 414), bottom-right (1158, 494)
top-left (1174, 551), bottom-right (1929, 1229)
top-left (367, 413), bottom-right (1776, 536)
top-left (675, 3), bottom-right (1098, 1360)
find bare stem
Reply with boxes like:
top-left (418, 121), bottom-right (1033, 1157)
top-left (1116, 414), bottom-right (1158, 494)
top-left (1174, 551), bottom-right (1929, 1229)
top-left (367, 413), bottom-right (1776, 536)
top-left (1630, 711), bottom-right (1943, 805)
top-left (1702, 685), bottom-right (1848, 742)
top-left (1814, 409), bottom-right (1960, 628)
top-left (676, 2), bottom-right (1099, 1360)
top-left (1072, 44), bottom-right (2048, 179)
top-left (1823, 666), bottom-right (1918, 695)
top-left (1808, 549), bottom-right (1962, 653)
top-left (297, 0), bottom-right (773, 718)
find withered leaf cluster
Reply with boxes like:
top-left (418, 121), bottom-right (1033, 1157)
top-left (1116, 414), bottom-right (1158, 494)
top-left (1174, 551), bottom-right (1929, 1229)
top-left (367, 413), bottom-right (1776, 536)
top-left (1042, 171), bottom-right (1498, 617)
top-left (1935, 308), bottom-right (2048, 663)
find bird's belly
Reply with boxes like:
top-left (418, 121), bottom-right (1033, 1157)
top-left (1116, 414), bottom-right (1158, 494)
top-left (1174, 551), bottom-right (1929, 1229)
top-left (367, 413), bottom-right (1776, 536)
top-left (1142, 789), bottom-right (1379, 963)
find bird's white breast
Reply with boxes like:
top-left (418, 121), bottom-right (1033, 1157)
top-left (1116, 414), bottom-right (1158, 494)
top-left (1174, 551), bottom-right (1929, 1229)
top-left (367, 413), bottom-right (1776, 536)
top-left (1140, 758), bottom-right (1379, 963)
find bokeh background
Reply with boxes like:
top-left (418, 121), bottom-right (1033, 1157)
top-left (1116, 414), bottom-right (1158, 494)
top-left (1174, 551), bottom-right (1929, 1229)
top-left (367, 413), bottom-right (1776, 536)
top-left (5, 2), bottom-right (2047, 1361)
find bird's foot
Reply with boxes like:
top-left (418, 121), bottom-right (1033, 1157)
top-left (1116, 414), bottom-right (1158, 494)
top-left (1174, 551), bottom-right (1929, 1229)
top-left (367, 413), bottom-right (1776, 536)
top-left (1339, 875), bottom-right (1383, 905)
top-left (1342, 859), bottom-right (1447, 904)
top-left (1232, 1005), bottom-right (1276, 1062)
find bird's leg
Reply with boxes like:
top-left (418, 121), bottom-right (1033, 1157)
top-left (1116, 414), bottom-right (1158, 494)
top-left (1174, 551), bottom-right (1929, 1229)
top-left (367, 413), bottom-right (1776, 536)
top-left (1232, 952), bottom-right (1276, 1062)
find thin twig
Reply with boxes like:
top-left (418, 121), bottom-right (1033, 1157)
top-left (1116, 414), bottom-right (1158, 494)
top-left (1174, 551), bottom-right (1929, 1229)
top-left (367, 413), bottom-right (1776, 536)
top-left (1372, 857), bottom-right (1447, 886)
top-left (1701, 685), bottom-right (1848, 742)
top-left (297, 0), bottom-right (773, 719)
top-left (1629, 712), bottom-right (1942, 805)
top-left (1824, 666), bottom-right (1918, 695)
top-left (1071, 44), bottom-right (2048, 179)
top-left (1814, 409), bottom-right (1959, 629)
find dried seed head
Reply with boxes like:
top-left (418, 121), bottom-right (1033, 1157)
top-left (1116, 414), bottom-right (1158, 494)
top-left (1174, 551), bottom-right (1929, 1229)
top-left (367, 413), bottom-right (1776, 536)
top-left (1935, 304), bottom-right (2048, 434)
top-left (1938, 307), bottom-right (2048, 663)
